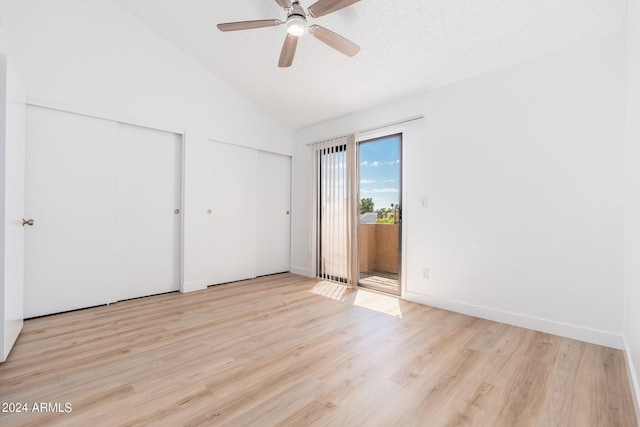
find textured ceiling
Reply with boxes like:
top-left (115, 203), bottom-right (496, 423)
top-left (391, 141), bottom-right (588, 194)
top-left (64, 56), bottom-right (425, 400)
top-left (114, 0), bottom-right (627, 129)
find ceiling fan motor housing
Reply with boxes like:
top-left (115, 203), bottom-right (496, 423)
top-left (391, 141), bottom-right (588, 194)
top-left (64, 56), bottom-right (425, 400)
top-left (289, 2), bottom-right (306, 20)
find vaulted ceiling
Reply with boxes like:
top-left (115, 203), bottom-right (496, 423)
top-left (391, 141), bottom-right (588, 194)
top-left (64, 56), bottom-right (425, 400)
top-left (114, 0), bottom-right (627, 129)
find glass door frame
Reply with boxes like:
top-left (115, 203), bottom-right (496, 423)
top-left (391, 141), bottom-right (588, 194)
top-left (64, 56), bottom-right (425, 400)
top-left (357, 132), bottom-right (403, 296)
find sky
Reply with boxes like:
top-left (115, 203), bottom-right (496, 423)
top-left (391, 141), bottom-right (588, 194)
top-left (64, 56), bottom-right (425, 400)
top-left (359, 135), bottom-right (401, 211)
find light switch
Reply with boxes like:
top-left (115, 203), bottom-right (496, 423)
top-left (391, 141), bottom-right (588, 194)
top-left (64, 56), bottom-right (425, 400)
top-left (420, 197), bottom-right (428, 208)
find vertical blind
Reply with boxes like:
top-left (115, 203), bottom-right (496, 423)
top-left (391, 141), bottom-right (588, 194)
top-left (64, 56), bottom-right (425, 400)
top-left (312, 135), bottom-right (359, 286)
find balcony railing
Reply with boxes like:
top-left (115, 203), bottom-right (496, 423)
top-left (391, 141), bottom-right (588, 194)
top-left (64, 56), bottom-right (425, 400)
top-left (359, 223), bottom-right (399, 274)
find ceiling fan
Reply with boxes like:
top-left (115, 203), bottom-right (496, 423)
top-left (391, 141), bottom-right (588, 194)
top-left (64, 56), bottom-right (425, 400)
top-left (217, 0), bottom-right (362, 68)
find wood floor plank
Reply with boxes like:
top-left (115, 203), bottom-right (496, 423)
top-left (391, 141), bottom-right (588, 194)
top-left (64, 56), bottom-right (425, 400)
top-left (0, 273), bottom-right (636, 426)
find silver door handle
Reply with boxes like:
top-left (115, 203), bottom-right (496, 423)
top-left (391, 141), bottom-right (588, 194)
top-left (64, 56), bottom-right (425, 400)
top-left (22, 218), bottom-right (34, 226)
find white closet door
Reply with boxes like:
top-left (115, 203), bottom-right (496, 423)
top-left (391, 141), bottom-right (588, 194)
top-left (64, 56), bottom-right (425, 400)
top-left (24, 107), bottom-right (118, 318)
top-left (115, 123), bottom-right (182, 301)
top-left (1, 58), bottom-right (26, 361)
top-left (205, 141), bottom-right (257, 285)
top-left (256, 151), bottom-right (291, 276)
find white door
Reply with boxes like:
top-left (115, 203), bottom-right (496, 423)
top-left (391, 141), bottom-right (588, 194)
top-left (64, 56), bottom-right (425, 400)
top-left (205, 141), bottom-right (257, 285)
top-left (115, 123), bottom-right (182, 301)
top-left (1, 57), bottom-right (26, 362)
top-left (24, 108), bottom-right (184, 317)
top-left (24, 107), bottom-right (118, 318)
top-left (256, 151), bottom-right (291, 276)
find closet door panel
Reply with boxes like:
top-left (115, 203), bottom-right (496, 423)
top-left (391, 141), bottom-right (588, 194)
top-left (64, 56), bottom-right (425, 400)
top-left (115, 123), bottom-right (182, 301)
top-left (24, 106), bottom-right (118, 318)
top-left (1, 59), bottom-right (26, 360)
top-left (256, 151), bottom-right (291, 276)
top-left (205, 141), bottom-right (257, 285)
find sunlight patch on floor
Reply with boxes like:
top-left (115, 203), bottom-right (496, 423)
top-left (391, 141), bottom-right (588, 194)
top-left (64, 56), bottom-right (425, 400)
top-left (353, 289), bottom-right (403, 318)
top-left (310, 280), bottom-right (349, 301)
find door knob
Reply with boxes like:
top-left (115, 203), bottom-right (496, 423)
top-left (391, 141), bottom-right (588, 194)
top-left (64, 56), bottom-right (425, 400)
top-left (22, 218), bottom-right (34, 226)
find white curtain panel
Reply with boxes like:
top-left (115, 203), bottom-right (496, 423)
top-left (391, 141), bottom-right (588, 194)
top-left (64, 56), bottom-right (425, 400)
top-left (312, 135), bottom-right (359, 286)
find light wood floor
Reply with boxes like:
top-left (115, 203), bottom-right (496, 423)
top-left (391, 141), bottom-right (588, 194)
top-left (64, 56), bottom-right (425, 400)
top-left (0, 273), bottom-right (636, 426)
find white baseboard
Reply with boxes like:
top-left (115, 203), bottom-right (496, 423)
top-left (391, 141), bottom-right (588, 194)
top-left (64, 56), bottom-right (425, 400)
top-left (623, 336), bottom-right (640, 426)
top-left (404, 291), bottom-right (624, 349)
top-left (181, 280), bottom-right (208, 293)
top-left (290, 266), bottom-right (314, 277)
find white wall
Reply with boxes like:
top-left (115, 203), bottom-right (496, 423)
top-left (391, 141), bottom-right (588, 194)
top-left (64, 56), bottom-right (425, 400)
top-left (0, 0), bottom-right (6, 51)
top-left (5, 0), bottom-right (294, 292)
top-left (624, 0), bottom-right (640, 415)
top-left (293, 32), bottom-right (626, 348)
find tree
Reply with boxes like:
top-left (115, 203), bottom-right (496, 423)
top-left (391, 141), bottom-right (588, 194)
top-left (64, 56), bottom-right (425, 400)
top-left (378, 207), bottom-right (392, 218)
top-left (360, 198), bottom-right (374, 214)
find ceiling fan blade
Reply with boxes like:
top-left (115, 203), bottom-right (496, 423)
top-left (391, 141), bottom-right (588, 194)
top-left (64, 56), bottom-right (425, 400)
top-left (308, 0), bottom-right (361, 18)
top-left (217, 19), bottom-right (281, 32)
top-left (309, 25), bottom-right (360, 57)
top-left (278, 34), bottom-right (298, 67)
top-left (274, 0), bottom-right (293, 9)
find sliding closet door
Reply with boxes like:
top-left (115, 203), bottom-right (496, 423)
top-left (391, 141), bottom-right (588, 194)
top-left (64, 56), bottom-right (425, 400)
top-left (256, 151), bottom-right (291, 277)
top-left (114, 123), bottom-right (182, 301)
top-left (24, 107), bottom-right (118, 318)
top-left (25, 107), bottom-right (183, 318)
top-left (1, 58), bottom-right (26, 361)
top-left (205, 141), bottom-right (257, 285)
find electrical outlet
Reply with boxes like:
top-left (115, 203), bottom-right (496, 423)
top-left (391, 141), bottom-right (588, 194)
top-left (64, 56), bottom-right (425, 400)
top-left (422, 268), bottom-right (429, 279)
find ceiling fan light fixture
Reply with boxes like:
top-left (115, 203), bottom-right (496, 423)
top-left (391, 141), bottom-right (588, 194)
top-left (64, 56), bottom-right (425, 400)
top-left (218, 0), bottom-right (362, 67)
top-left (286, 15), bottom-right (307, 36)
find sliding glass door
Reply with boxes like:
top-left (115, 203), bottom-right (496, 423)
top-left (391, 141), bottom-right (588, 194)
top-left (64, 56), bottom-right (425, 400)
top-left (314, 133), bottom-right (402, 295)
top-left (358, 134), bottom-right (402, 295)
